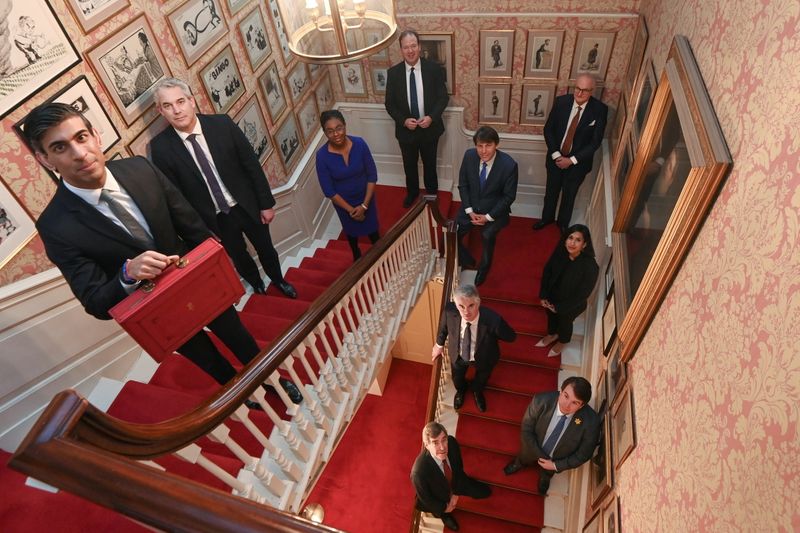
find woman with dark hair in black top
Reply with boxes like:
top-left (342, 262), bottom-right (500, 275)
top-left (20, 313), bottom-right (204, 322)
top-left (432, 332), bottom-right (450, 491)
top-left (537, 224), bottom-right (599, 357)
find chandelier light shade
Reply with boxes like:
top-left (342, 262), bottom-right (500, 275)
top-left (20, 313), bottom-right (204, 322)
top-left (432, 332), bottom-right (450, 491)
top-left (276, 0), bottom-right (398, 64)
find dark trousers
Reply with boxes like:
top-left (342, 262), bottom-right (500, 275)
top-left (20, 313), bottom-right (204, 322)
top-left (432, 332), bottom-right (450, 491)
top-left (541, 162), bottom-right (589, 229)
top-left (177, 306), bottom-right (260, 385)
top-left (216, 205), bottom-right (284, 289)
top-left (451, 357), bottom-right (493, 395)
top-left (347, 231), bottom-right (380, 260)
top-left (545, 305), bottom-right (585, 343)
top-left (399, 137), bottom-right (440, 196)
top-left (416, 478), bottom-right (491, 517)
top-left (456, 211), bottom-right (509, 273)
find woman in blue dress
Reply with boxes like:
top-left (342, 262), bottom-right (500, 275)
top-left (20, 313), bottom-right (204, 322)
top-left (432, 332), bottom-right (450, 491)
top-left (315, 110), bottom-right (380, 260)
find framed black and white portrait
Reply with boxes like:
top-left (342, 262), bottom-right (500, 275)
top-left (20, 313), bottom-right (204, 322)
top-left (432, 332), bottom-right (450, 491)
top-left (524, 30), bottom-right (564, 80)
top-left (0, 179), bottom-right (36, 269)
top-left (370, 65), bottom-right (388, 95)
top-left (65, 0), bottom-right (129, 33)
top-left (314, 74), bottom-right (334, 112)
top-left (570, 31), bottom-right (616, 81)
top-left (274, 114), bottom-right (303, 173)
top-left (479, 30), bottom-right (514, 78)
top-left (224, 0), bottom-right (250, 16)
top-left (86, 16), bottom-right (170, 125)
top-left (127, 115), bottom-right (168, 159)
top-left (478, 83), bottom-right (511, 125)
top-left (167, 0), bottom-right (228, 67)
top-left (199, 45), bottom-right (245, 115)
top-left (237, 7), bottom-right (271, 72)
top-left (287, 62), bottom-right (311, 104)
top-left (418, 32), bottom-right (454, 95)
top-left (338, 62), bottom-right (367, 97)
top-left (266, 0), bottom-right (293, 65)
top-left (365, 29), bottom-right (389, 62)
top-left (258, 61), bottom-right (287, 124)
top-left (0, 0), bottom-right (81, 119)
top-left (520, 84), bottom-right (555, 126)
top-left (233, 94), bottom-right (273, 165)
top-left (295, 96), bottom-right (318, 143)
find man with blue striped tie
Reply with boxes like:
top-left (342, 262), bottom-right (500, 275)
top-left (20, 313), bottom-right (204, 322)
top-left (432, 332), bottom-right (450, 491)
top-left (503, 376), bottom-right (601, 495)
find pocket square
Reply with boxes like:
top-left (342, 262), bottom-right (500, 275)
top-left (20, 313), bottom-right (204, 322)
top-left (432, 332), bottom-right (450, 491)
top-left (589, 120), bottom-right (596, 126)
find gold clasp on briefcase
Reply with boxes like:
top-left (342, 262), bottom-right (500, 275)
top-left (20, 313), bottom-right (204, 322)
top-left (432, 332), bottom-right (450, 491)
top-left (139, 256), bottom-right (189, 293)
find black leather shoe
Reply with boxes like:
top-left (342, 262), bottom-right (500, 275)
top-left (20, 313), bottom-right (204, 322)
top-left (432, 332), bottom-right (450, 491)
top-left (279, 378), bottom-right (303, 404)
top-left (402, 194), bottom-right (417, 208)
top-left (538, 477), bottom-right (551, 495)
top-left (441, 513), bottom-right (459, 531)
top-left (473, 270), bottom-right (487, 286)
top-left (473, 390), bottom-right (486, 412)
top-left (503, 459), bottom-right (523, 475)
top-left (453, 391), bottom-right (464, 410)
top-left (532, 220), bottom-right (553, 230)
top-left (252, 284), bottom-right (267, 295)
top-left (276, 281), bottom-right (297, 299)
top-left (244, 399), bottom-right (263, 410)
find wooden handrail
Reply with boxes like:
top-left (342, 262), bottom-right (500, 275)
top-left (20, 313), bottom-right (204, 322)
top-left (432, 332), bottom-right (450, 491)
top-left (409, 207), bottom-right (458, 533)
top-left (11, 197), bottom-right (447, 532)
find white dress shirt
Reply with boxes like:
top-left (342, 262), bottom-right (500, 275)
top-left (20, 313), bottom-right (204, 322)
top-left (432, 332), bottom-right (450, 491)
top-left (176, 122), bottom-right (237, 213)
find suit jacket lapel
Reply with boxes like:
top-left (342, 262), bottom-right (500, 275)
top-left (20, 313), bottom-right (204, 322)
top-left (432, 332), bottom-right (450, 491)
top-left (167, 125), bottom-right (207, 186)
top-left (57, 181), bottom-right (143, 248)
top-left (198, 115), bottom-right (226, 182)
top-left (113, 165), bottom-right (161, 247)
top-left (538, 395), bottom-right (559, 443)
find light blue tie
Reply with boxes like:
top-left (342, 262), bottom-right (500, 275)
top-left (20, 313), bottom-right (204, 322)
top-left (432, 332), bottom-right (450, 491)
top-left (543, 415), bottom-right (567, 456)
top-left (409, 67), bottom-right (420, 119)
top-left (479, 162), bottom-right (488, 190)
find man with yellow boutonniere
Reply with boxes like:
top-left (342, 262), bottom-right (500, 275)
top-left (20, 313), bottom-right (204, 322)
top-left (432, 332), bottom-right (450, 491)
top-left (503, 376), bottom-right (600, 495)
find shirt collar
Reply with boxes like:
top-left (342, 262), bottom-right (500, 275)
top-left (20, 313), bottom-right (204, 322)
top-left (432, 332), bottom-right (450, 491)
top-left (63, 167), bottom-right (119, 205)
top-left (176, 119), bottom-right (204, 142)
top-left (405, 59), bottom-right (421, 71)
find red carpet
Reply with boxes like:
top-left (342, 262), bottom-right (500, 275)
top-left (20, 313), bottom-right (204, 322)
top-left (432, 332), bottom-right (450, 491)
top-left (307, 359), bottom-right (431, 533)
top-left (447, 212), bottom-right (562, 531)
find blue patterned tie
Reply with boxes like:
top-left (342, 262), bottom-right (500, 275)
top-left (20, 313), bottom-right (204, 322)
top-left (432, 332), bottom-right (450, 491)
top-left (409, 67), bottom-right (420, 119)
top-left (479, 162), bottom-right (488, 190)
top-left (543, 415), bottom-right (567, 456)
top-left (187, 134), bottom-right (230, 214)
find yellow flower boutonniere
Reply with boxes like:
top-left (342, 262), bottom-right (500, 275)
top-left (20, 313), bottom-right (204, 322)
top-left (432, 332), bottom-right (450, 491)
top-left (575, 418), bottom-right (582, 425)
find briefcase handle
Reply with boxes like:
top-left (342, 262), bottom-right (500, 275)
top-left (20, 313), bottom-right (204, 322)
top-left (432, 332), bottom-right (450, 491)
top-left (140, 257), bottom-right (189, 293)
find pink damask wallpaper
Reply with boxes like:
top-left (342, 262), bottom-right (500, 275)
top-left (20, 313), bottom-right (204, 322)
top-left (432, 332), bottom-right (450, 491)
top-left (617, 0), bottom-right (800, 531)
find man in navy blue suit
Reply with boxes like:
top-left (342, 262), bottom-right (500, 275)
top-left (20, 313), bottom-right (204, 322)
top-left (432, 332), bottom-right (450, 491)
top-left (534, 74), bottom-right (608, 233)
top-left (455, 126), bottom-right (518, 286)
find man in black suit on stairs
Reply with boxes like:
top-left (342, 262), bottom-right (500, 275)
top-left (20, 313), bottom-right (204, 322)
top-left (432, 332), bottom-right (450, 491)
top-left (456, 126), bottom-right (518, 287)
top-left (411, 421), bottom-right (491, 531)
top-left (432, 284), bottom-right (516, 413)
top-left (533, 74), bottom-right (607, 233)
top-left (384, 29), bottom-right (449, 207)
top-left (25, 102), bottom-right (260, 388)
top-left (503, 376), bottom-right (601, 495)
top-left (150, 77), bottom-right (296, 299)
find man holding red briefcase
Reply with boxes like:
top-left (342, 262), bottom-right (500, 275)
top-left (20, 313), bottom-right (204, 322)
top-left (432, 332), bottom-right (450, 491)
top-left (25, 102), bottom-right (301, 403)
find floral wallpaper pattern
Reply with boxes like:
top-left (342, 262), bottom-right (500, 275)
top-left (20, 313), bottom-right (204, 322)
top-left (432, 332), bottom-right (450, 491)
top-left (0, 3), bottom-right (636, 285)
top-left (616, 0), bottom-right (800, 531)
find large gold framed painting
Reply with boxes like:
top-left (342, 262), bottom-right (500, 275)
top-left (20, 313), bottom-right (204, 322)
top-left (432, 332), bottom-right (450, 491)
top-left (611, 36), bottom-right (732, 362)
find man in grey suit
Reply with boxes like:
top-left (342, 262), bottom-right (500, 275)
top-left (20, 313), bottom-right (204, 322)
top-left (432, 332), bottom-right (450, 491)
top-left (456, 126), bottom-right (518, 286)
top-left (503, 376), bottom-right (601, 495)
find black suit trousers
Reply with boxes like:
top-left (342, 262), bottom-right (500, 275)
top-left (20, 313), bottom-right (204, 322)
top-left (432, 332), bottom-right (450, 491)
top-left (542, 161), bottom-right (589, 228)
top-left (216, 205), bottom-right (283, 288)
top-left (456, 210), bottom-right (509, 273)
top-left (545, 306), bottom-right (584, 343)
top-left (451, 357), bottom-right (493, 395)
top-left (177, 306), bottom-right (260, 385)
top-left (400, 137), bottom-right (440, 196)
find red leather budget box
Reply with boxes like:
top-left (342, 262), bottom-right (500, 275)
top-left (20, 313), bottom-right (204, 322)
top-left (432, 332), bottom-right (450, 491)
top-left (109, 238), bottom-right (244, 362)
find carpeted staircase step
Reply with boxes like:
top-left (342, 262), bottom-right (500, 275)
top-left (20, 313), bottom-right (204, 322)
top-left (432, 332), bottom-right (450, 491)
top-left (284, 266), bottom-right (342, 287)
top-left (242, 294), bottom-right (310, 320)
top-left (451, 509), bottom-right (541, 533)
top-left (458, 388), bottom-right (530, 424)
top-left (238, 314), bottom-right (294, 344)
top-left (298, 256), bottom-right (351, 275)
top-left (501, 333), bottom-right (562, 369)
top-left (313, 247), bottom-right (354, 263)
top-left (487, 360), bottom-right (559, 395)
top-left (459, 446), bottom-right (540, 494)
top-left (455, 483), bottom-right (544, 527)
top-left (481, 298), bottom-right (548, 335)
top-left (148, 354), bottom-right (222, 397)
top-left (0, 451), bottom-right (147, 533)
top-left (456, 416), bottom-right (519, 456)
top-left (153, 451), bottom-right (244, 492)
top-left (266, 280), bottom-right (328, 301)
top-left (478, 275), bottom-right (542, 306)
